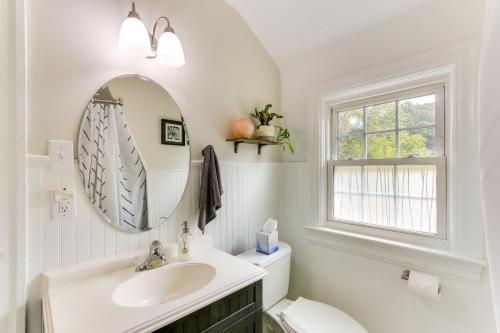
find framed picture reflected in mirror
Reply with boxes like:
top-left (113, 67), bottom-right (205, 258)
top-left (161, 119), bottom-right (185, 146)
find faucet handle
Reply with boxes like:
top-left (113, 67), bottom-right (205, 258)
top-left (150, 240), bottom-right (162, 255)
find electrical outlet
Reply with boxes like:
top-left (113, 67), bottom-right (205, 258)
top-left (59, 198), bottom-right (71, 217)
top-left (52, 186), bottom-right (75, 220)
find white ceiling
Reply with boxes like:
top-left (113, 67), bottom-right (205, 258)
top-left (226, 0), bottom-right (485, 67)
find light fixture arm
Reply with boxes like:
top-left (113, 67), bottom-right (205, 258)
top-left (149, 16), bottom-right (175, 56)
top-left (127, 2), bottom-right (141, 19)
top-left (119, 2), bottom-right (184, 66)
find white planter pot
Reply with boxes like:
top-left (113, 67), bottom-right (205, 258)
top-left (256, 125), bottom-right (276, 141)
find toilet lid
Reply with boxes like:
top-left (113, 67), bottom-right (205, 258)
top-left (280, 297), bottom-right (367, 333)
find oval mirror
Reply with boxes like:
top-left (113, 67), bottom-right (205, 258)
top-left (77, 75), bottom-right (190, 233)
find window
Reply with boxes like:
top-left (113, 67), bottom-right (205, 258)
top-left (328, 84), bottom-right (446, 238)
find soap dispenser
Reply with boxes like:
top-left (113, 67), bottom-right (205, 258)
top-left (178, 221), bottom-right (193, 261)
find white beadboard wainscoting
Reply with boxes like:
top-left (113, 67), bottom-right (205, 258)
top-left (26, 155), bottom-right (281, 333)
top-left (278, 162), bottom-right (497, 333)
top-left (148, 168), bottom-right (189, 226)
top-left (26, 157), bottom-right (498, 333)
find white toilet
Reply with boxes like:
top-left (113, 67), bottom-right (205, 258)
top-left (238, 242), bottom-right (367, 333)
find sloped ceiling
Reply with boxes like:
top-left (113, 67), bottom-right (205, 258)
top-left (226, 0), bottom-right (485, 68)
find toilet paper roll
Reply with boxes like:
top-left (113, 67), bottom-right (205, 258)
top-left (407, 270), bottom-right (441, 301)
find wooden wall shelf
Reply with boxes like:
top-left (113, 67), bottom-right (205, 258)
top-left (226, 138), bottom-right (278, 155)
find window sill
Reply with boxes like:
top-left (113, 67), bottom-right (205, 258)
top-left (304, 226), bottom-right (486, 284)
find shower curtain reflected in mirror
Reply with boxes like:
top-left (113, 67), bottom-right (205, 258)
top-left (78, 102), bottom-right (149, 232)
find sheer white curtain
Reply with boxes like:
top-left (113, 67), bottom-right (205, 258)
top-left (479, 0), bottom-right (500, 329)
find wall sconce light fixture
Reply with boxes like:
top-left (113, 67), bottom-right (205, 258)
top-left (118, 2), bottom-right (185, 67)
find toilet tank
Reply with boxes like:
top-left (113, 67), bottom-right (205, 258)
top-left (237, 242), bottom-right (291, 311)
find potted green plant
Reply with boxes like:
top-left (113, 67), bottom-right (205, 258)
top-left (251, 104), bottom-right (294, 153)
top-left (251, 104), bottom-right (283, 140)
top-left (276, 127), bottom-right (294, 154)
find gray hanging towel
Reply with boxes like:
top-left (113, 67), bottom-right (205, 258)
top-left (198, 145), bottom-right (223, 234)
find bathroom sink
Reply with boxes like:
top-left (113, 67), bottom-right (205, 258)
top-left (112, 263), bottom-right (216, 307)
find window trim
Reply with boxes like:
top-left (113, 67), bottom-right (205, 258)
top-left (327, 83), bottom-right (447, 240)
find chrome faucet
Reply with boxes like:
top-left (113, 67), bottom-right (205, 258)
top-left (135, 240), bottom-right (168, 272)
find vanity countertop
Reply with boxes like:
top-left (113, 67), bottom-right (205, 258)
top-left (41, 246), bottom-right (267, 333)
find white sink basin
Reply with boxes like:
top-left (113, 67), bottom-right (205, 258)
top-left (112, 263), bottom-right (216, 307)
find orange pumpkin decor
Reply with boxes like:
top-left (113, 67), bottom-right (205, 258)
top-left (232, 119), bottom-right (255, 139)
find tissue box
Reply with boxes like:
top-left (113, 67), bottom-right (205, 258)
top-left (256, 230), bottom-right (279, 255)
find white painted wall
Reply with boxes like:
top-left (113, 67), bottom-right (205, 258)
top-left (22, 0), bottom-right (498, 332)
top-left (280, 161), bottom-right (496, 333)
top-left (0, 0), bottom-right (20, 331)
top-left (27, 0), bottom-right (281, 162)
top-left (244, 1), bottom-right (495, 331)
top-left (24, 0), bottom-right (283, 332)
top-left (478, 0), bottom-right (500, 327)
top-left (276, 23), bottom-right (498, 333)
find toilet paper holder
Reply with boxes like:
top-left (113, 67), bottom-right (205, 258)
top-left (401, 269), bottom-right (442, 294)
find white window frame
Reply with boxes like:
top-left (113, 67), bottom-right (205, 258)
top-left (310, 63), bottom-right (488, 281)
top-left (326, 83), bottom-right (448, 240)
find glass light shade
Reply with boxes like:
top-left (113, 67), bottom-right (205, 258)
top-left (118, 17), bottom-right (150, 57)
top-left (156, 31), bottom-right (185, 67)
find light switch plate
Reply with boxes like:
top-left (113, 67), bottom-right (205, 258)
top-left (49, 140), bottom-right (74, 171)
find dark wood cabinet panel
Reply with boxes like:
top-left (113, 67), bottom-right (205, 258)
top-left (220, 309), bottom-right (262, 333)
top-left (153, 281), bottom-right (262, 333)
